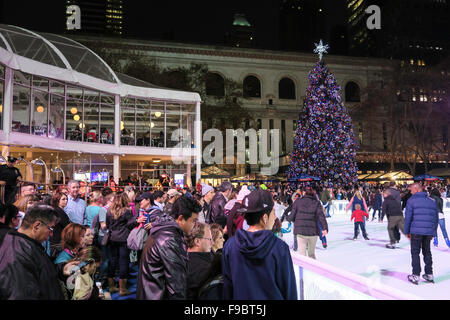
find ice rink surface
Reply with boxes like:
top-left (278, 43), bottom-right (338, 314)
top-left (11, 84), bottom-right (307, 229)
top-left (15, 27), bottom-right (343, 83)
top-left (284, 214), bottom-right (450, 300)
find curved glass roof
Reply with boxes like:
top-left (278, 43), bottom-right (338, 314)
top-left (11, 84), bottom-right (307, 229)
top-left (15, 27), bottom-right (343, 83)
top-left (0, 24), bottom-right (118, 83)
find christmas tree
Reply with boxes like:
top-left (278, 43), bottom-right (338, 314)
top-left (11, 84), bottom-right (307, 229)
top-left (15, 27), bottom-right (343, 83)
top-left (287, 40), bottom-right (358, 187)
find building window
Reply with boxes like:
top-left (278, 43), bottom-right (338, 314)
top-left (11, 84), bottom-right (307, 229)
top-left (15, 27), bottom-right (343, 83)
top-left (345, 81), bottom-right (360, 102)
top-left (279, 77), bottom-right (296, 100)
top-left (205, 73), bottom-right (225, 97)
top-left (243, 75), bottom-right (261, 98)
top-left (257, 119), bottom-right (262, 130)
top-left (382, 123), bottom-right (387, 151)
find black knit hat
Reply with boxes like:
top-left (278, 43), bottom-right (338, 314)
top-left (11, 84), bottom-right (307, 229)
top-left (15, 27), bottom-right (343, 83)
top-left (238, 189), bottom-right (274, 214)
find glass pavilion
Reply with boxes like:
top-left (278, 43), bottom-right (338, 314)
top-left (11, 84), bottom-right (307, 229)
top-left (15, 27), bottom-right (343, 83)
top-left (0, 25), bottom-right (202, 187)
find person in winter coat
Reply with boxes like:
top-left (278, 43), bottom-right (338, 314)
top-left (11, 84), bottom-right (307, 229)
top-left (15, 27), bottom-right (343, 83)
top-left (288, 187), bottom-right (328, 259)
top-left (372, 189), bottom-right (383, 221)
top-left (351, 204), bottom-right (369, 240)
top-left (382, 189), bottom-right (405, 249)
top-left (404, 183), bottom-right (439, 285)
top-left (0, 204), bottom-right (76, 299)
top-left (49, 192), bottom-right (71, 260)
top-left (387, 182), bottom-right (402, 241)
top-left (223, 189), bottom-right (297, 300)
top-left (208, 181), bottom-right (232, 227)
top-left (136, 196), bottom-right (201, 300)
top-left (186, 222), bottom-right (213, 300)
top-left (199, 184), bottom-right (214, 223)
top-left (429, 188), bottom-right (450, 248)
top-left (225, 186), bottom-right (250, 238)
top-left (107, 192), bottom-right (141, 296)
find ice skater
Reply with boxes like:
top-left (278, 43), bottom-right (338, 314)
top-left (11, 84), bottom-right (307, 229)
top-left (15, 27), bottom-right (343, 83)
top-left (382, 189), bottom-right (405, 249)
top-left (351, 204), bottom-right (369, 240)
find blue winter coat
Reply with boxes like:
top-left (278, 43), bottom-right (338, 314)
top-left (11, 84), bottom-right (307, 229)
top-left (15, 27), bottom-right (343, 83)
top-left (373, 193), bottom-right (383, 210)
top-left (404, 192), bottom-right (439, 236)
top-left (222, 229), bottom-right (297, 300)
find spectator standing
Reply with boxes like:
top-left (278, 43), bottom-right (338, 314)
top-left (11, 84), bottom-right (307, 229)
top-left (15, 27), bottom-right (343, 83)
top-left (0, 156), bottom-right (22, 204)
top-left (107, 192), bottom-right (139, 296)
top-left (199, 184), bottom-right (214, 223)
top-left (49, 192), bottom-right (71, 260)
top-left (84, 190), bottom-right (105, 228)
top-left (137, 196), bottom-right (201, 300)
top-left (0, 205), bottom-right (65, 299)
top-left (186, 222), bottom-right (214, 300)
top-left (54, 223), bottom-right (87, 264)
top-left (64, 180), bottom-right (87, 225)
top-left (223, 189), bottom-right (297, 300)
top-left (404, 183), bottom-right (439, 285)
top-left (164, 189), bottom-right (182, 218)
top-left (208, 181), bottom-right (232, 227)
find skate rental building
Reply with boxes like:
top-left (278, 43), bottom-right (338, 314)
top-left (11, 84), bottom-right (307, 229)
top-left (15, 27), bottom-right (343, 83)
top-left (0, 25), bottom-right (202, 188)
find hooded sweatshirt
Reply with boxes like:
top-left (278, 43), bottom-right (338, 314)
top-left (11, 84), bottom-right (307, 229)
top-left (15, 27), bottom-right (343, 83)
top-left (222, 228), bottom-right (297, 300)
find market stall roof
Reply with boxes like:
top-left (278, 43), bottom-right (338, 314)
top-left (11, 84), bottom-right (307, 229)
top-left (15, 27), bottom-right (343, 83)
top-left (199, 166), bottom-right (231, 178)
top-left (0, 24), bottom-right (201, 103)
top-left (358, 171), bottom-right (412, 181)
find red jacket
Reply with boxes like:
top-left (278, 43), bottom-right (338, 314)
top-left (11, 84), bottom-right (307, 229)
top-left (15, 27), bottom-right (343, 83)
top-left (351, 209), bottom-right (369, 223)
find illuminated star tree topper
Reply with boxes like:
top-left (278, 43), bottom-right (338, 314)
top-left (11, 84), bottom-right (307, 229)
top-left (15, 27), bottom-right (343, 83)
top-left (313, 39), bottom-right (329, 61)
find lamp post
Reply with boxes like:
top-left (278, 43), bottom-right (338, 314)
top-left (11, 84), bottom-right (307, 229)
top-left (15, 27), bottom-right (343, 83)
top-left (31, 158), bottom-right (49, 193)
top-left (51, 166), bottom-right (66, 186)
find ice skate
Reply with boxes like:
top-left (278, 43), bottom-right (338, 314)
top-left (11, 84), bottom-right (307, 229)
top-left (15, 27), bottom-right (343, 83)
top-left (422, 274), bottom-right (434, 283)
top-left (385, 243), bottom-right (396, 249)
top-left (433, 237), bottom-right (438, 247)
top-left (445, 238), bottom-right (450, 248)
top-left (407, 275), bottom-right (419, 285)
top-left (322, 242), bottom-right (327, 249)
top-left (352, 237), bottom-right (357, 240)
top-left (364, 237), bottom-right (369, 240)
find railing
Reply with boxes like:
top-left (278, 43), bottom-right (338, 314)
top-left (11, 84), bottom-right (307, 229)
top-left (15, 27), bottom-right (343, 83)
top-left (290, 250), bottom-right (420, 300)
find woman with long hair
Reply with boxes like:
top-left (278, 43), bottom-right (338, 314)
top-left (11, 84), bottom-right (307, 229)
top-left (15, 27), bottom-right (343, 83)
top-left (85, 190), bottom-right (105, 228)
top-left (107, 192), bottom-right (139, 296)
top-left (13, 194), bottom-right (40, 229)
top-left (49, 192), bottom-right (71, 260)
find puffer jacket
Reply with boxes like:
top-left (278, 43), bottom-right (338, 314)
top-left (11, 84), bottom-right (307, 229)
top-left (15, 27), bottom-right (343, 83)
top-left (0, 231), bottom-right (65, 300)
top-left (136, 212), bottom-right (188, 300)
top-left (404, 192), bottom-right (439, 236)
top-left (287, 195), bottom-right (328, 236)
top-left (208, 192), bottom-right (227, 227)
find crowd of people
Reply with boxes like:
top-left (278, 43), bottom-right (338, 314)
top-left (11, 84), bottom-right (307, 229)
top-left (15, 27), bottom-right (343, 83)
top-left (0, 158), bottom-right (448, 298)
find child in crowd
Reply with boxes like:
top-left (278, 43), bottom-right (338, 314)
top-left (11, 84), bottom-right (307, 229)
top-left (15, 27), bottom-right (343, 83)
top-left (351, 204), bottom-right (369, 240)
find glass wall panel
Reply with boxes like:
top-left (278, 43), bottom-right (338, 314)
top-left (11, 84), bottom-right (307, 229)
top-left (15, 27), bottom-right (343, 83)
top-left (32, 89), bottom-right (49, 136)
top-left (49, 94), bottom-right (65, 139)
top-left (120, 97), bottom-right (136, 146)
top-left (13, 69), bottom-right (31, 86)
top-left (50, 80), bottom-right (65, 95)
top-left (66, 98), bottom-right (83, 141)
top-left (151, 101), bottom-right (165, 147)
top-left (32, 76), bottom-right (48, 92)
top-left (0, 64), bottom-right (4, 79)
top-left (12, 84), bottom-right (31, 133)
top-left (181, 104), bottom-right (195, 148)
top-left (84, 100), bottom-right (100, 143)
top-left (136, 99), bottom-right (151, 146)
top-left (100, 94), bottom-right (114, 144)
top-left (65, 86), bottom-right (83, 141)
top-left (166, 103), bottom-right (181, 148)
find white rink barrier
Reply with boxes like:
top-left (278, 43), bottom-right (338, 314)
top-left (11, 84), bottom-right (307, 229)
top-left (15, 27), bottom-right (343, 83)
top-left (290, 251), bottom-right (420, 300)
top-left (329, 200), bottom-right (350, 216)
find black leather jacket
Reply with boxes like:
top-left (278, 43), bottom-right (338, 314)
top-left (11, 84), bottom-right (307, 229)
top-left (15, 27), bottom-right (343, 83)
top-left (136, 212), bottom-right (188, 300)
top-left (209, 192), bottom-right (227, 227)
top-left (0, 231), bottom-right (65, 300)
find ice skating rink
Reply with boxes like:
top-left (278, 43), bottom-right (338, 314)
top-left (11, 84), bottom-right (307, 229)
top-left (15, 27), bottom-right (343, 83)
top-left (285, 215), bottom-right (450, 300)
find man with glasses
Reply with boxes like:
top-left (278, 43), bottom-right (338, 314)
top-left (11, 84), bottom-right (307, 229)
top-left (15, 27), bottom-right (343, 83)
top-left (0, 204), bottom-right (73, 299)
top-left (186, 222), bottom-right (214, 299)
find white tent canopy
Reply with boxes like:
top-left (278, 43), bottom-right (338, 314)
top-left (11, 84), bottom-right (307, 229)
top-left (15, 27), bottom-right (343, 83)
top-left (0, 24), bottom-right (201, 103)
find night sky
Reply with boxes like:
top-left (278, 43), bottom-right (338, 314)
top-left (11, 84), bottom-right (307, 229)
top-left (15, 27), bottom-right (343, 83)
top-left (0, 0), bottom-right (347, 51)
